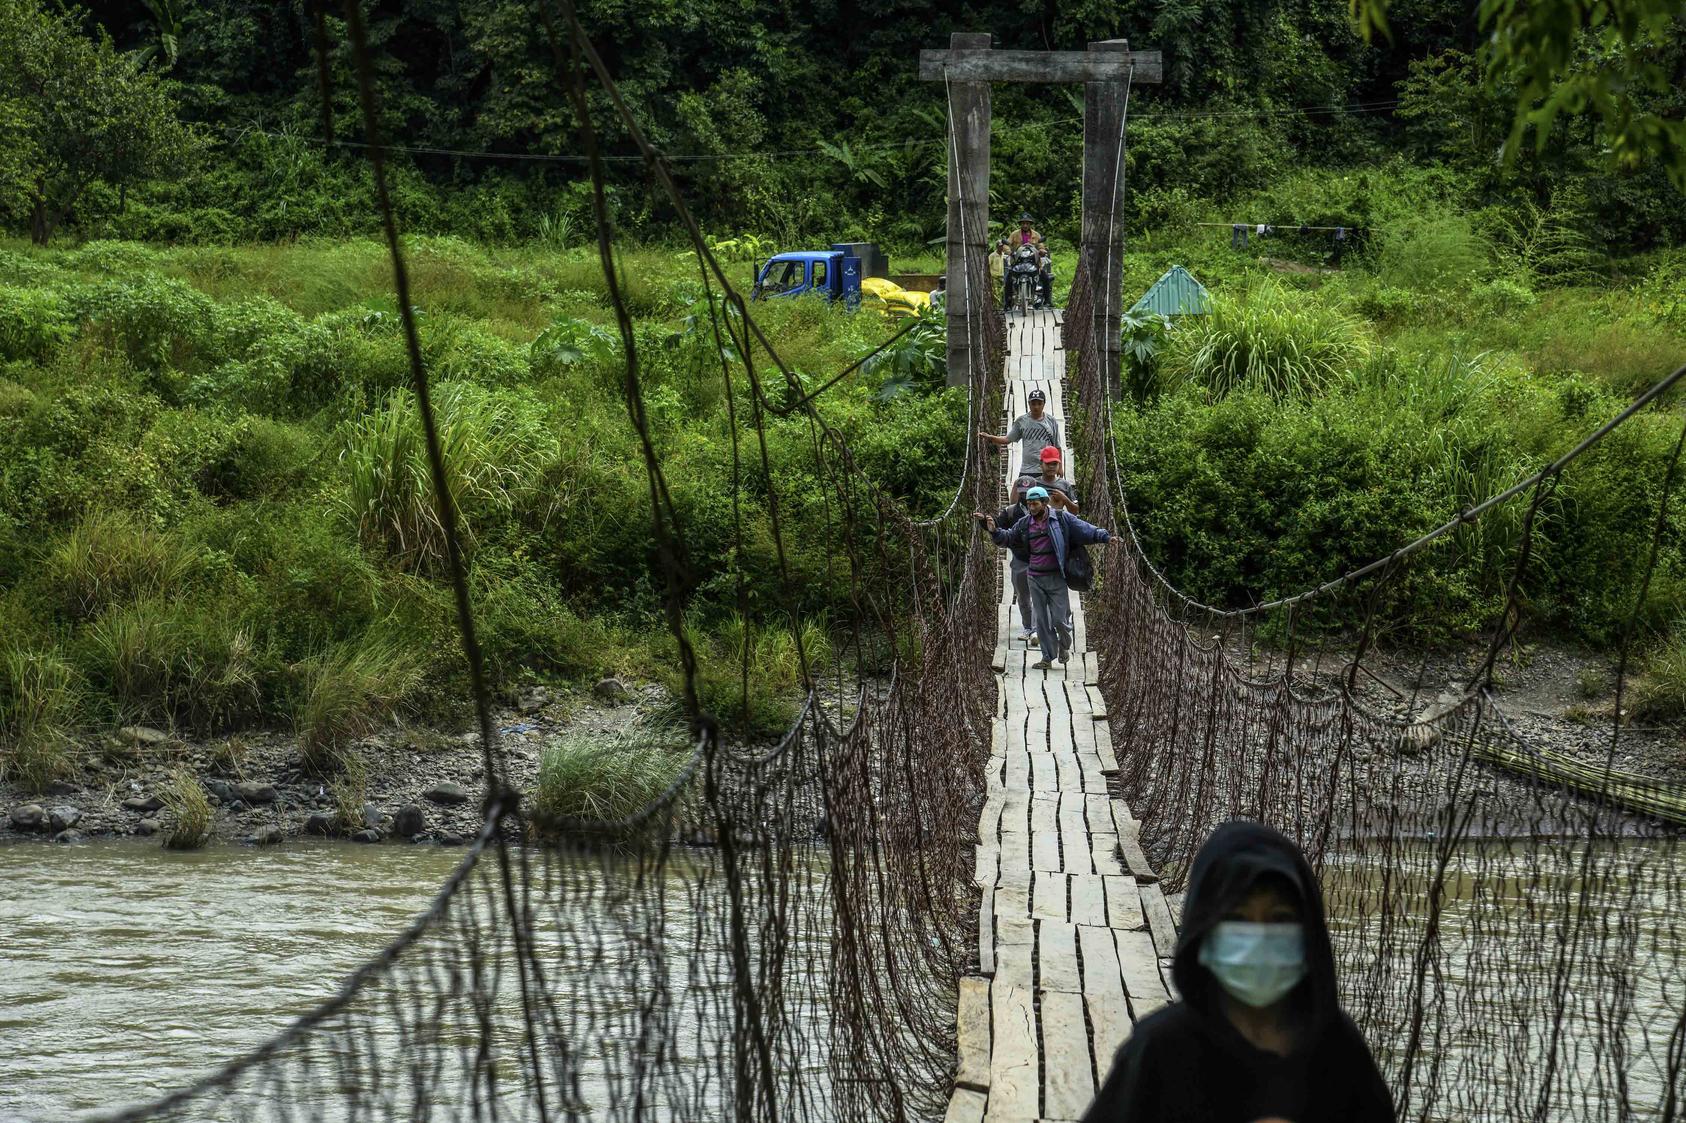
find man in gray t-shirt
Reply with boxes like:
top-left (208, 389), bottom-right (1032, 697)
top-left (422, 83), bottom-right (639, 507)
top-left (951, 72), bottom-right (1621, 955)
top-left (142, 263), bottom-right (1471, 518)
top-left (978, 388), bottom-right (1062, 476)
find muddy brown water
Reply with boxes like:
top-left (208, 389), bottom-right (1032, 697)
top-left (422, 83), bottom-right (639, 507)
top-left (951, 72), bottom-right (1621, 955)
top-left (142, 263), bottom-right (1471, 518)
top-left (3, 838), bottom-right (1680, 1120)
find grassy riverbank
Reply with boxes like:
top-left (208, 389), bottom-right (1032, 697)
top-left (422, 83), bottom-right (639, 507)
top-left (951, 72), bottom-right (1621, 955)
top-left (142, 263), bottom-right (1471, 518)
top-left (0, 236), bottom-right (962, 792)
top-left (3, 184), bottom-right (1685, 802)
top-left (1105, 180), bottom-right (1686, 721)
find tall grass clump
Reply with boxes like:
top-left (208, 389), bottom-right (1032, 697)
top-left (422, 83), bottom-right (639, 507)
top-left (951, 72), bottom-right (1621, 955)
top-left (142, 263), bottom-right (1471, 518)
top-left (691, 615), bottom-right (834, 738)
top-left (0, 648), bottom-right (78, 792)
top-left (47, 510), bottom-right (197, 619)
top-left (341, 384), bottom-right (540, 574)
top-left (293, 636), bottom-right (424, 774)
top-left (161, 770), bottom-right (214, 850)
top-left (83, 599), bottom-right (261, 731)
top-left (528, 716), bottom-right (691, 831)
top-left (1163, 287), bottom-right (1370, 399)
top-left (1632, 628), bottom-right (1686, 722)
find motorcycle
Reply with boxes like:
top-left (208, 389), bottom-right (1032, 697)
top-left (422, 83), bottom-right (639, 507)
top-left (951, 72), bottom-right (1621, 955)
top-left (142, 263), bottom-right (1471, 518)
top-left (1006, 244), bottom-right (1042, 313)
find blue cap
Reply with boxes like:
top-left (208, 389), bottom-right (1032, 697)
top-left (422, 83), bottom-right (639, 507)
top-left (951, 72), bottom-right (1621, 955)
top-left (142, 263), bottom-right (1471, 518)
top-left (1026, 486), bottom-right (1049, 502)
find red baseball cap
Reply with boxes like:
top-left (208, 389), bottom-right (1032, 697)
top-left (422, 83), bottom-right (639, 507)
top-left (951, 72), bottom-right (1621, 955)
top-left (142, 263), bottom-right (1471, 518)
top-left (1039, 446), bottom-right (1061, 463)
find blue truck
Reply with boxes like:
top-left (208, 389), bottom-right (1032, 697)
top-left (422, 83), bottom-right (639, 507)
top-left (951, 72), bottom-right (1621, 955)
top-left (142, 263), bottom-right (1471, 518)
top-left (751, 244), bottom-right (872, 308)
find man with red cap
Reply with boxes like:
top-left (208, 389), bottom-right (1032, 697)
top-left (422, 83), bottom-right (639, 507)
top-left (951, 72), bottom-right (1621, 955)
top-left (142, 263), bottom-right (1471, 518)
top-left (1035, 445), bottom-right (1079, 514)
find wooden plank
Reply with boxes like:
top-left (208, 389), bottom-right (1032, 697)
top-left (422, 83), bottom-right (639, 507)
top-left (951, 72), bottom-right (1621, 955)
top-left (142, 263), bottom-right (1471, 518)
top-left (1102, 874), bottom-right (1146, 931)
top-left (1038, 919), bottom-right (1082, 993)
top-left (1040, 988), bottom-right (1095, 1120)
top-left (1032, 814), bottom-right (1064, 872)
top-left (988, 980), bottom-right (1040, 1119)
top-left (1116, 929), bottom-right (1171, 1017)
top-left (1078, 923), bottom-right (1131, 1076)
top-left (944, 1088), bottom-right (987, 1123)
top-left (1059, 811), bottom-right (1091, 875)
top-left (1001, 831), bottom-right (1032, 878)
top-left (1140, 882), bottom-right (1179, 957)
top-left (1093, 718), bottom-right (1118, 773)
top-left (997, 909), bottom-right (1036, 950)
top-left (978, 881), bottom-right (994, 974)
top-left (1069, 873), bottom-right (1108, 926)
top-left (956, 975), bottom-right (992, 1091)
top-left (1090, 831), bottom-right (1123, 877)
top-left (1111, 804), bottom-right (1154, 879)
top-left (975, 844), bottom-right (998, 889)
top-left (1032, 873), bottom-right (1067, 922)
top-left (1086, 684), bottom-right (1108, 721)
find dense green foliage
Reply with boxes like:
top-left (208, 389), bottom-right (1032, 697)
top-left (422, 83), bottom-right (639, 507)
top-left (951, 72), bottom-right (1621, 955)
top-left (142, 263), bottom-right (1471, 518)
top-left (0, 0), bottom-right (204, 245)
top-left (0, 236), bottom-right (962, 779)
top-left (1108, 176), bottom-right (1686, 657)
top-left (0, 0), bottom-right (1679, 257)
top-left (0, 0), bottom-right (1681, 780)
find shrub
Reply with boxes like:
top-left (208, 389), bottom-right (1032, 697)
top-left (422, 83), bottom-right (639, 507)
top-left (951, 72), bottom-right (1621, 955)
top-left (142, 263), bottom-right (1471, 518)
top-left (69, 276), bottom-right (220, 373)
top-left (530, 316), bottom-right (620, 384)
top-left (186, 415), bottom-right (320, 503)
top-left (82, 598), bottom-right (262, 731)
top-left (293, 635), bottom-right (425, 774)
top-left (529, 716), bottom-right (691, 829)
top-left (1631, 627), bottom-right (1686, 722)
top-left (341, 383), bottom-right (543, 574)
top-left (46, 510), bottom-right (197, 619)
top-left (691, 615), bottom-right (833, 738)
top-left (1373, 213), bottom-right (1491, 292)
top-left (161, 770), bottom-right (213, 850)
top-left (0, 647), bottom-right (78, 792)
top-left (0, 286), bottom-right (75, 361)
top-left (1163, 287), bottom-right (1370, 399)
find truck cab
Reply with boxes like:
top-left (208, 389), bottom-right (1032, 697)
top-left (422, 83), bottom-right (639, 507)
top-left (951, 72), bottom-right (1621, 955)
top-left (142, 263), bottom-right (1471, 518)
top-left (752, 245), bottom-right (865, 309)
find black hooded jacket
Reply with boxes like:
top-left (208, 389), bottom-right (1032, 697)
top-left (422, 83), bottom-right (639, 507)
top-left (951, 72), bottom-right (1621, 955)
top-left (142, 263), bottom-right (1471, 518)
top-left (1082, 821), bottom-right (1395, 1123)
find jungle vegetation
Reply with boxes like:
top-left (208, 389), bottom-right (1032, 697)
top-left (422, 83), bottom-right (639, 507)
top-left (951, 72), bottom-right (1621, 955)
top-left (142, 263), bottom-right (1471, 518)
top-left (1, 0), bottom-right (1684, 793)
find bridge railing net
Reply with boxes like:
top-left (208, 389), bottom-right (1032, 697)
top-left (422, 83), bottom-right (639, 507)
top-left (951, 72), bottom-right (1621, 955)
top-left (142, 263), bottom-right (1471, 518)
top-left (1065, 261), bottom-right (1686, 1121)
top-left (76, 8), bottom-right (1011, 1123)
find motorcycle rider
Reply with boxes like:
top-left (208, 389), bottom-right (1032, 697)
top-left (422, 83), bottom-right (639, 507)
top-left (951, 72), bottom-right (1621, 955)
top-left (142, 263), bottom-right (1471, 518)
top-left (1006, 212), bottom-right (1054, 309)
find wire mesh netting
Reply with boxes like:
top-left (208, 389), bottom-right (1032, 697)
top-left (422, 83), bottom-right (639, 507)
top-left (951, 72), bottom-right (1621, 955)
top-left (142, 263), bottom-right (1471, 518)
top-left (1065, 259), bottom-right (1686, 1122)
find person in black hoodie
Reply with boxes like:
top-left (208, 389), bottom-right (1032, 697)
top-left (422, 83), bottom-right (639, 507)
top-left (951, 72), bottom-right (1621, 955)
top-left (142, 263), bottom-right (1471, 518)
top-left (1083, 820), bottom-right (1395, 1123)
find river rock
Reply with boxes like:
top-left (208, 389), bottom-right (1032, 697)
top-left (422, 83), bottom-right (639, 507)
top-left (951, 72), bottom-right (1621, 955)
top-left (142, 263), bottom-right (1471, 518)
top-left (351, 828), bottom-right (381, 843)
top-left (304, 811), bottom-right (337, 837)
top-left (136, 818), bottom-right (160, 836)
top-left (119, 725), bottom-right (170, 746)
top-left (122, 795), bottom-right (164, 813)
top-left (516, 686), bottom-right (550, 714)
top-left (252, 825), bottom-right (285, 846)
top-left (439, 832), bottom-right (464, 847)
top-left (393, 804), bottom-right (426, 836)
top-left (593, 677), bottom-right (629, 703)
top-left (48, 806), bottom-right (82, 832)
top-left (423, 781), bottom-right (469, 806)
top-left (204, 778), bottom-right (238, 803)
top-left (10, 804), bottom-right (45, 831)
top-left (361, 803), bottom-right (383, 829)
top-left (234, 782), bottom-right (277, 805)
top-left (53, 829), bottom-right (84, 844)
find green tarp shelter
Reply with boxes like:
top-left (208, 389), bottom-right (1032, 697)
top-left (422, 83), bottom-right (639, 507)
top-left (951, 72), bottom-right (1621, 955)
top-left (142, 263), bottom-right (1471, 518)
top-left (1128, 265), bottom-right (1210, 317)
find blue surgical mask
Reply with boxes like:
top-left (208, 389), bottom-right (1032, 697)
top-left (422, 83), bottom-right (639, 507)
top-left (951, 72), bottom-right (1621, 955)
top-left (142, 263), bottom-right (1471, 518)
top-left (1198, 921), bottom-right (1307, 1008)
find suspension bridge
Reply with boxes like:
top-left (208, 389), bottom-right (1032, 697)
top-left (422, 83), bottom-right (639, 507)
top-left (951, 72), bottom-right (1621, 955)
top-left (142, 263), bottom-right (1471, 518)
top-left (47, 14), bottom-right (1686, 1123)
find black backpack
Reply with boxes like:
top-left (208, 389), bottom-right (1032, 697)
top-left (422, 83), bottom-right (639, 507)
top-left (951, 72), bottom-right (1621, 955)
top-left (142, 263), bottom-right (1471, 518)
top-left (1059, 512), bottom-right (1095, 592)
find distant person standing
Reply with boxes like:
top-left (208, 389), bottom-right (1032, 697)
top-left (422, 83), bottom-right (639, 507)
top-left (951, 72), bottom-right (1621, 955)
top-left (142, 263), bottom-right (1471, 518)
top-left (978, 388), bottom-right (1061, 479)
top-left (1081, 821), bottom-right (1395, 1123)
top-left (975, 487), bottom-right (1113, 670)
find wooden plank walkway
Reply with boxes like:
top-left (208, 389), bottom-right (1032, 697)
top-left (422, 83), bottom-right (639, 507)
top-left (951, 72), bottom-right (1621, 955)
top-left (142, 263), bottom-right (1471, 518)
top-left (952, 309), bottom-right (1179, 1123)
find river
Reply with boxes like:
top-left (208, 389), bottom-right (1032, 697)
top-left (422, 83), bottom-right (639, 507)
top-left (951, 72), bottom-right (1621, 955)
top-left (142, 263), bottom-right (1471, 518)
top-left (5, 838), bottom-right (1681, 1121)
